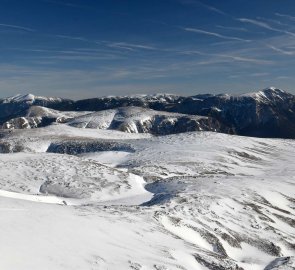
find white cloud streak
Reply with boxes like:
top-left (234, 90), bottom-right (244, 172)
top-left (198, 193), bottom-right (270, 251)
top-left (53, 34), bottom-right (96, 43)
top-left (194, 0), bottom-right (226, 15)
top-left (183, 27), bottom-right (251, 42)
top-left (238, 18), bottom-right (295, 37)
top-left (179, 49), bottom-right (271, 65)
top-left (42, 0), bottom-right (89, 9)
top-left (0, 23), bottom-right (35, 32)
top-left (107, 42), bottom-right (156, 51)
top-left (275, 13), bottom-right (295, 21)
top-left (216, 25), bottom-right (249, 32)
top-left (175, 0), bottom-right (227, 15)
top-left (268, 45), bottom-right (295, 55)
top-left (49, 34), bottom-right (156, 52)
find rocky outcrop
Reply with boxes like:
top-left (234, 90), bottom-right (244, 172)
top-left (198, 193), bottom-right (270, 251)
top-left (1, 88), bottom-right (294, 138)
top-left (66, 107), bottom-right (233, 135)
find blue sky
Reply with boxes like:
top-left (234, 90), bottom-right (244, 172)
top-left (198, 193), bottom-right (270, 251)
top-left (1, 0), bottom-right (295, 98)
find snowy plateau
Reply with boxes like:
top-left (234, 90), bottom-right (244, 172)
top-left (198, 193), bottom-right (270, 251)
top-left (0, 88), bottom-right (294, 270)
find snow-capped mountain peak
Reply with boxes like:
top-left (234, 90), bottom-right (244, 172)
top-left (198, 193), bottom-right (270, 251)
top-left (3, 93), bottom-right (36, 104)
top-left (0, 87), bottom-right (295, 138)
top-left (241, 87), bottom-right (288, 102)
top-left (1, 93), bottom-right (65, 104)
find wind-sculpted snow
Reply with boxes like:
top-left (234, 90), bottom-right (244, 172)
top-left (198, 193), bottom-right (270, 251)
top-left (0, 152), bottom-right (152, 205)
top-left (0, 125), bottom-right (294, 269)
top-left (0, 124), bottom-right (151, 153)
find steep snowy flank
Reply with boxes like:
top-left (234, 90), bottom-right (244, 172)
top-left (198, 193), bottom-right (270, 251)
top-left (66, 106), bottom-right (232, 135)
top-left (0, 105), bottom-right (232, 135)
top-left (1, 87), bottom-right (295, 138)
top-left (175, 87), bottom-right (295, 138)
top-left (1, 106), bottom-right (92, 129)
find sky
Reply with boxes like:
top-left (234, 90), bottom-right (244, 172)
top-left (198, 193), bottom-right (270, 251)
top-left (1, 0), bottom-right (295, 99)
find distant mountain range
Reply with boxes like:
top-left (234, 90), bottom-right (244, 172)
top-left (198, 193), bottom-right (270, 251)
top-left (1, 87), bottom-right (295, 139)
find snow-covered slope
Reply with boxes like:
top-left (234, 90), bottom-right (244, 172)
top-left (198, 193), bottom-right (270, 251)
top-left (0, 123), bottom-right (294, 269)
top-left (1, 87), bottom-right (295, 138)
top-left (176, 87), bottom-right (295, 138)
top-left (0, 152), bottom-right (152, 205)
top-left (1, 106), bottom-right (92, 129)
top-left (1, 93), bottom-right (63, 104)
top-left (1, 105), bottom-right (231, 135)
top-left (66, 106), bottom-right (230, 135)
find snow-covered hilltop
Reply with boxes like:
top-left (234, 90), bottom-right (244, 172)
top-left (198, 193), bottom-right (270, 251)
top-left (1, 93), bottom-right (64, 104)
top-left (1, 87), bottom-right (295, 138)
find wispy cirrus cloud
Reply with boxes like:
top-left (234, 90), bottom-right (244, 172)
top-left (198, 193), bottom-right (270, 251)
top-left (38, 54), bottom-right (122, 61)
top-left (106, 42), bottom-right (156, 51)
top-left (194, 0), bottom-right (226, 15)
top-left (175, 0), bottom-right (226, 15)
top-left (41, 0), bottom-right (89, 9)
top-left (47, 34), bottom-right (156, 52)
top-left (268, 45), bottom-right (295, 55)
top-left (5, 47), bottom-right (126, 62)
top-left (216, 25), bottom-right (249, 32)
top-left (179, 49), bottom-right (272, 65)
top-left (249, 72), bottom-right (269, 77)
top-left (275, 13), bottom-right (295, 21)
top-left (0, 23), bottom-right (35, 32)
top-left (228, 72), bottom-right (269, 79)
top-left (183, 27), bottom-right (250, 42)
top-left (238, 18), bottom-right (295, 37)
top-left (238, 18), bottom-right (278, 31)
top-left (256, 17), bottom-right (288, 27)
top-left (276, 76), bottom-right (290, 80)
top-left (220, 54), bottom-right (271, 64)
top-left (53, 34), bottom-right (97, 43)
top-left (41, 0), bottom-right (128, 15)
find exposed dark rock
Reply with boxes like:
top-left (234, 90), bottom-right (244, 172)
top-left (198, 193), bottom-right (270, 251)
top-left (1, 88), bottom-right (295, 138)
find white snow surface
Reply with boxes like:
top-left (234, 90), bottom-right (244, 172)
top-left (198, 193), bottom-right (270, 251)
top-left (241, 87), bottom-right (287, 102)
top-left (2, 93), bottom-right (63, 103)
top-left (66, 106), bottom-right (206, 133)
top-left (0, 125), bottom-right (294, 270)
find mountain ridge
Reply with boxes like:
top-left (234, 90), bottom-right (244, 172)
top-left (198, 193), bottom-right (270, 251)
top-left (0, 87), bottom-right (290, 103)
top-left (1, 87), bottom-right (294, 139)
